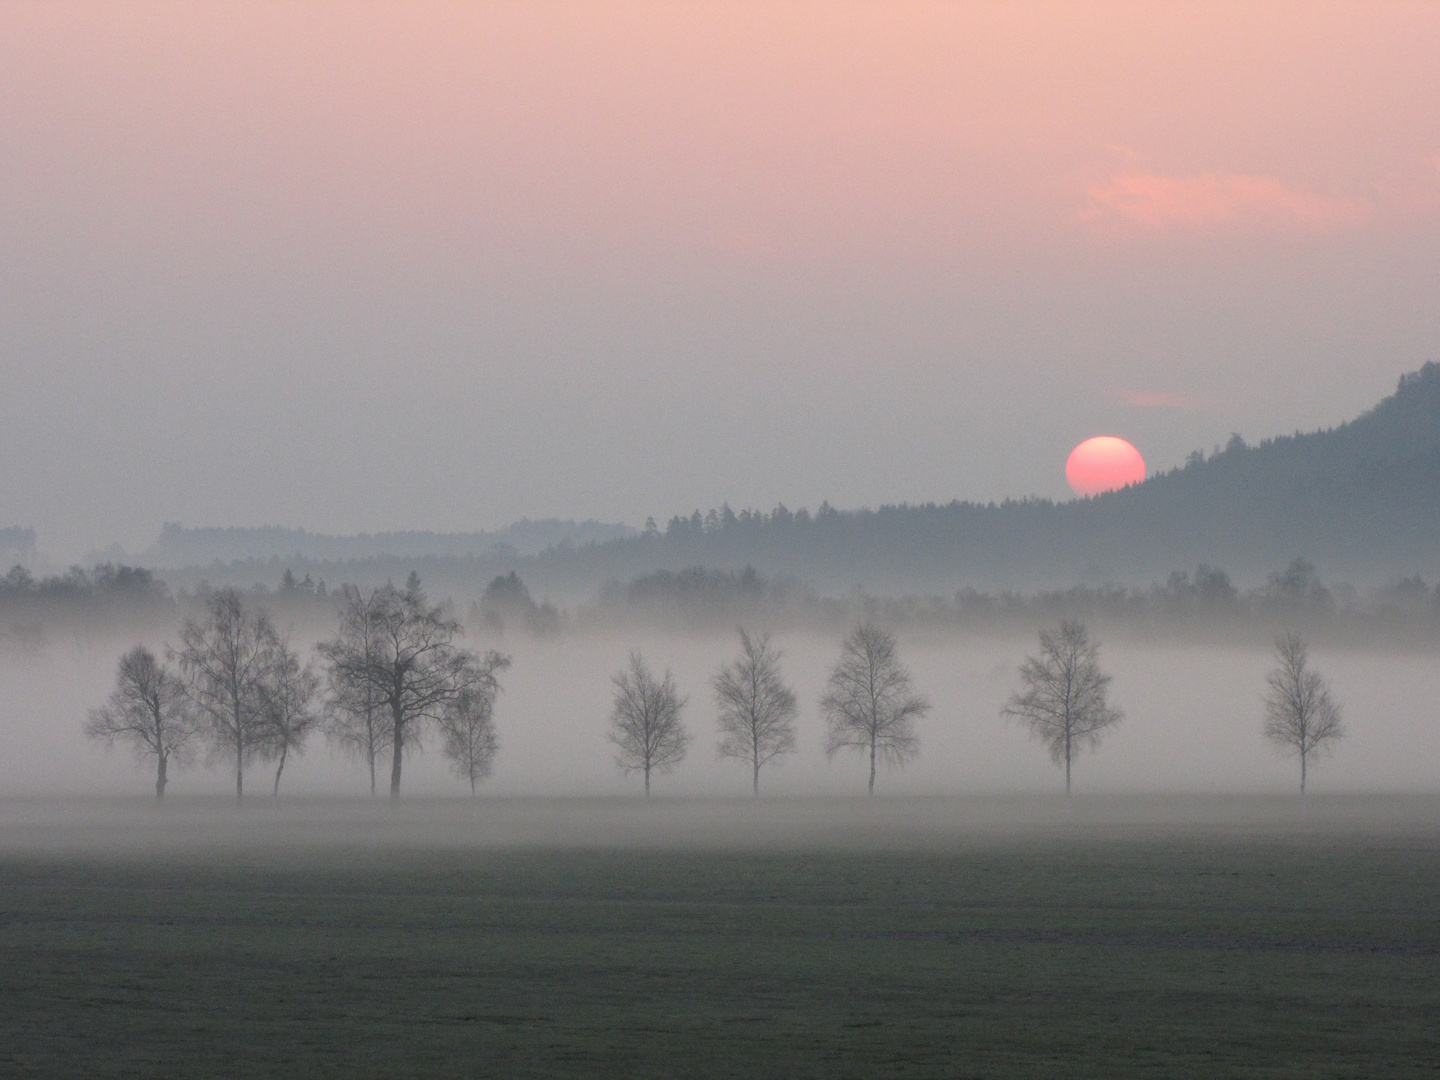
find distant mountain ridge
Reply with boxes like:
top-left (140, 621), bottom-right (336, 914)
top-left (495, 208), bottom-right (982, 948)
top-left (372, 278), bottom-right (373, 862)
top-left (140, 519), bottom-right (636, 569)
top-left (144, 363), bottom-right (1440, 597)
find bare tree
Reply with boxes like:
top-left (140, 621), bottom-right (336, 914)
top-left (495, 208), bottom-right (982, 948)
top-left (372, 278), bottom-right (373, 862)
top-left (321, 585), bottom-right (390, 794)
top-left (713, 629), bottom-right (797, 795)
top-left (1002, 620), bottom-right (1122, 794)
top-left (175, 590), bottom-right (279, 803)
top-left (609, 652), bottom-right (688, 798)
top-left (85, 645), bottom-right (197, 798)
top-left (821, 623), bottom-right (930, 795)
top-left (437, 656), bottom-right (510, 794)
top-left (1264, 632), bottom-right (1343, 794)
top-left (318, 577), bottom-right (506, 798)
top-left (258, 640), bottom-right (321, 797)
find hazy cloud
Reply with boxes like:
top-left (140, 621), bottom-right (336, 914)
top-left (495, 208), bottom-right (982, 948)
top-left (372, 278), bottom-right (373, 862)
top-left (1115, 389), bottom-right (1201, 410)
top-left (1084, 172), bottom-right (1372, 232)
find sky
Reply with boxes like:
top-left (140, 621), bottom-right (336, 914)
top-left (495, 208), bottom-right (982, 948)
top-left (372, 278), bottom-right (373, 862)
top-left (2, 1), bottom-right (1439, 562)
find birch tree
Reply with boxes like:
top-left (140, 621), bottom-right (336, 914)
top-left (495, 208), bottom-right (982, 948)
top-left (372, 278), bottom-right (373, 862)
top-left (609, 652), bottom-right (688, 798)
top-left (437, 658), bottom-right (509, 794)
top-left (713, 629), bottom-right (797, 795)
top-left (821, 623), bottom-right (930, 795)
top-left (258, 641), bottom-right (320, 797)
top-left (1264, 633), bottom-right (1343, 794)
top-left (319, 578), bottom-right (505, 798)
top-left (85, 645), bottom-right (197, 799)
top-left (1002, 620), bottom-right (1122, 794)
top-left (321, 585), bottom-right (390, 794)
top-left (175, 590), bottom-right (279, 803)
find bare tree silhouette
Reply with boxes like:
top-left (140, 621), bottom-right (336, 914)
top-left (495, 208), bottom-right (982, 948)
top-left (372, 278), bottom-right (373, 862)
top-left (609, 652), bottom-right (688, 799)
top-left (713, 629), bottom-right (798, 796)
top-left (259, 639), bottom-right (320, 797)
top-left (821, 623), bottom-right (930, 795)
top-left (1003, 620), bottom-right (1122, 794)
top-left (321, 586), bottom-right (390, 794)
top-left (175, 590), bottom-right (278, 803)
top-left (438, 657), bottom-right (510, 795)
top-left (319, 577), bottom-right (505, 798)
top-left (1264, 632), bottom-right (1343, 795)
top-left (86, 645), bottom-right (197, 799)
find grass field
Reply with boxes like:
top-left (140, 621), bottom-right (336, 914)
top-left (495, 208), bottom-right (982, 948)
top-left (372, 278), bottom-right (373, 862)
top-left (2, 797), bottom-right (1438, 1078)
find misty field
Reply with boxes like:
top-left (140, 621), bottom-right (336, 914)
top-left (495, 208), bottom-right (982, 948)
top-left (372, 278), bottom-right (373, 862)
top-left (2, 797), bottom-right (1438, 1079)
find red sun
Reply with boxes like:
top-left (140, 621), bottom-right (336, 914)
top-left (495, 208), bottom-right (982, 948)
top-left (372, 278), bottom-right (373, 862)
top-left (1066, 436), bottom-right (1146, 496)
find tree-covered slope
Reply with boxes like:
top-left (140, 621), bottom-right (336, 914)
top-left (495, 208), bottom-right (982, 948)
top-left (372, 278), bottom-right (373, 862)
top-left (147, 363), bottom-right (1440, 596)
top-left (590, 362), bottom-right (1440, 590)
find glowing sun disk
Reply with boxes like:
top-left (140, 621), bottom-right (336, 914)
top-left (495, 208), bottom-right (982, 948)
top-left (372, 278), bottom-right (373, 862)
top-left (1066, 436), bottom-right (1145, 496)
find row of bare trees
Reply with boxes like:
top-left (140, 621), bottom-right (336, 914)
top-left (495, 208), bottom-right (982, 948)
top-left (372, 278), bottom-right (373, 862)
top-left (85, 592), bottom-right (318, 800)
top-left (606, 623), bottom-right (932, 798)
top-left (609, 620), bottom-right (1343, 797)
top-left (87, 578), bottom-right (510, 800)
top-left (88, 589), bottom-right (1343, 798)
top-left (1000, 621), bottom-right (1344, 794)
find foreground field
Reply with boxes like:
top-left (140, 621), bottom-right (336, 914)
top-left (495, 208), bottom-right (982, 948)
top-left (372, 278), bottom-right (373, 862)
top-left (2, 797), bottom-right (1438, 1078)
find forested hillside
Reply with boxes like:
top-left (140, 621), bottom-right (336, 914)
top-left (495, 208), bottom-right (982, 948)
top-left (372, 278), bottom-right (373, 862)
top-left (28, 363), bottom-right (1440, 599)
top-left (502, 361), bottom-right (1440, 593)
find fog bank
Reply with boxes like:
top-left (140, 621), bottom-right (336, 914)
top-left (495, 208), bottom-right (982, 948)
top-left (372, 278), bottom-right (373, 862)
top-left (3, 794), bottom-right (1438, 859)
top-left (3, 624), bottom-right (1438, 799)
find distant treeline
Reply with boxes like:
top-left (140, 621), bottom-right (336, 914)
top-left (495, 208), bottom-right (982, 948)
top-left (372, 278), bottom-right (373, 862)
top-left (1, 563), bottom-right (172, 612)
top-left (10, 556), bottom-right (1435, 650)
top-left (578, 560), bottom-right (1440, 645)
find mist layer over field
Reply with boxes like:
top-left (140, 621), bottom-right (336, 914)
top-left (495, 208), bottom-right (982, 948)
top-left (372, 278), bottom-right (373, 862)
top-left (2, 621), bottom-right (1437, 799)
top-left (2, 794), bottom-right (1438, 862)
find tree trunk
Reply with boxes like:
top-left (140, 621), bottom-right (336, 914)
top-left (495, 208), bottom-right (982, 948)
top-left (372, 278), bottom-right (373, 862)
top-left (272, 745), bottom-right (288, 797)
top-left (156, 752), bottom-right (167, 800)
top-left (868, 738), bottom-right (876, 796)
top-left (644, 763), bottom-right (651, 800)
top-left (1300, 750), bottom-right (1307, 795)
top-left (390, 718), bottom-right (404, 799)
top-left (753, 758), bottom-right (760, 797)
top-left (232, 688), bottom-right (245, 804)
top-left (366, 700), bottom-right (379, 796)
top-left (1065, 732), bottom-right (1072, 795)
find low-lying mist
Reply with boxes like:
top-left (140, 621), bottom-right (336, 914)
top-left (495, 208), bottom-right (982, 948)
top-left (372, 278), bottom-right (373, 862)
top-left (3, 794), bottom-right (1438, 859)
top-left (3, 619), bottom-right (1438, 800)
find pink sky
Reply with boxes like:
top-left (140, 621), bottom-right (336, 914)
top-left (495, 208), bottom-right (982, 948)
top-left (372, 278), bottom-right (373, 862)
top-left (7, 3), bottom-right (1436, 260)
top-left (2, 2), bottom-right (1439, 557)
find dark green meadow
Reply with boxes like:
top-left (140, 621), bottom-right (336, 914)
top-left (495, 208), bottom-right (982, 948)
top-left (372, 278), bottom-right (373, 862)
top-left (2, 801), bottom-right (1439, 1078)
